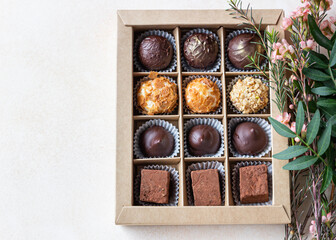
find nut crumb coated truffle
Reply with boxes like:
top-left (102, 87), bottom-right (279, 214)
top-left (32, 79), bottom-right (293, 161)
top-left (185, 78), bottom-right (221, 113)
top-left (229, 77), bottom-right (268, 114)
top-left (137, 73), bottom-right (178, 115)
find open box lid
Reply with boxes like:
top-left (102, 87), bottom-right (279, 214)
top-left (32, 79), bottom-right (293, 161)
top-left (116, 9), bottom-right (290, 225)
top-left (117, 9), bottom-right (284, 27)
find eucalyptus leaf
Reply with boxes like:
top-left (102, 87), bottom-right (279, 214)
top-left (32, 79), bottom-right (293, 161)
top-left (321, 166), bottom-right (333, 193)
top-left (273, 145), bottom-right (308, 160)
top-left (283, 155), bottom-right (318, 170)
top-left (308, 15), bottom-right (333, 50)
top-left (312, 87), bottom-right (336, 96)
top-left (296, 101), bottom-right (304, 135)
top-left (268, 117), bottom-right (296, 138)
top-left (317, 98), bottom-right (336, 108)
top-left (318, 124), bottom-right (332, 156)
top-left (302, 68), bottom-right (331, 81)
top-left (330, 39), bottom-right (336, 67)
top-left (306, 109), bottom-right (320, 145)
top-left (307, 50), bottom-right (329, 69)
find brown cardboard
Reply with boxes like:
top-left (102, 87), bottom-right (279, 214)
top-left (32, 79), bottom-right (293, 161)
top-left (116, 9), bottom-right (290, 225)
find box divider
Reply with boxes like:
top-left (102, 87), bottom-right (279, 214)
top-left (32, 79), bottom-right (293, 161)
top-left (173, 26), bottom-right (185, 206)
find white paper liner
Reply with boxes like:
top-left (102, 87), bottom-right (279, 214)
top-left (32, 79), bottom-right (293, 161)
top-left (183, 75), bottom-right (222, 114)
top-left (225, 29), bottom-right (268, 72)
top-left (228, 117), bottom-right (272, 158)
top-left (133, 76), bottom-right (178, 115)
top-left (134, 119), bottom-right (180, 159)
top-left (184, 118), bottom-right (224, 158)
top-left (226, 75), bottom-right (270, 114)
top-left (134, 164), bottom-right (180, 206)
top-left (186, 161), bottom-right (226, 206)
top-left (231, 161), bottom-right (272, 206)
top-left (181, 28), bottom-right (221, 72)
top-left (134, 30), bottom-right (177, 72)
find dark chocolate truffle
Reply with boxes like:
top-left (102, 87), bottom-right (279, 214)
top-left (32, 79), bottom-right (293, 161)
top-left (227, 33), bottom-right (265, 70)
top-left (188, 125), bottom-right (220, 156)
top-left (140, 126), bottom-right (174, 157)
top-left (138, 35), bottom-right (173, 70)
top-left (233, 122), bottom-right (267, 155)
top-left (183, 33), bottom-right (219, 69)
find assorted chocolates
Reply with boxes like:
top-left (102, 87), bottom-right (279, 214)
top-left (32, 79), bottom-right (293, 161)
top-left (133, 28), bottom-right (272, 207)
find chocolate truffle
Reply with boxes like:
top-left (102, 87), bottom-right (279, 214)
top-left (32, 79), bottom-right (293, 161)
top-left (239, 165), bottom-right (269, 204)
top-left (188, 125), bottom-right (220, 156)
top-left (137, 74), bottom-right (178, 115)
top-left (183, 33), bottom-right (219, 69)
top-left (191, 169), bottom-right (221, 206)
top-left (233, 122), bottom-right (267, 155)
top-left (139, 35), bottom-right (173, 70)
top-left (140, 126), bottom-right (174, 157)
top-left (229, 77), bottom-right (269, 114)
top-left (184, 78), bottom-right (221, 113)
top-left (140, 169), bottom-right (170, 204)
top-left (227, 33), bottom-right (265, 70)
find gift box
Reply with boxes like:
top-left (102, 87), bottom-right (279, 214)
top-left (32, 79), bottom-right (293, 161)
top-left (116, 9), bottom-right (290, 225)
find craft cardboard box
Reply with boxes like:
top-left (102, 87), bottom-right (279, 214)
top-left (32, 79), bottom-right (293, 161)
top-left (116, 9), bottom-right (290, 225)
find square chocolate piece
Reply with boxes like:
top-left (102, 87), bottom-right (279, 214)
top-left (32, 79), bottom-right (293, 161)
top-left (239, 164), bottom-right (269, 204)
top-left (140, 169), bottom-right (170, 204)
top-left (191, 169), bottom-right (221, 206)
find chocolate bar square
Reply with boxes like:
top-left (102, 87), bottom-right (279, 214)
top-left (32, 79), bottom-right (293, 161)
top-left (140, 169), bottom-right (170, 204)
top-left (191, 169), bottom-right (221, 206)
top-left (239, 165), bottom-right (269, 204)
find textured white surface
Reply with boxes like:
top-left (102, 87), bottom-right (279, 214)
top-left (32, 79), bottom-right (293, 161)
top-left (1, 0), bottom-right (335, 239)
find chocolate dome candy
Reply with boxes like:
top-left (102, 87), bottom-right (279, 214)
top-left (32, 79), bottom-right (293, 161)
top-left (233, 122), bottom-right (267, 155)
top-left (183, 33), bottom-right (219, 69)
top-left (139, 35), bottom-right (173, 70)
top-left (188, 125), bottom-right (220, 156)
top-left (227, 33), bottom-right (265, 70)
top-left (140, 126), bottom-right (174, 157)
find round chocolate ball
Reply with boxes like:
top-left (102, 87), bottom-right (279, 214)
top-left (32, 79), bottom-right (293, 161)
top-left (138, 35), bottom-right (173, 71)
top-left (233, 122), bottom-right (267, 155)
top-left (227, 33), bottom-right (265, 70)
top-left (183, 33), bottom-right (219, 69)
top-left (188, 125), bottom-right (220, 156)
top-left (140, 126), bottom-right (174, 157)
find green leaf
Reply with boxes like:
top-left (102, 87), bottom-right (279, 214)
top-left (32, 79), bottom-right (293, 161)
top-left (308, 14), bottom-right (333, 50)
top-left (318, 124), bottom-right (332, 155)
top-left (302, 68), bottom-right (331, 81)
top-left (308, 100), bottom-right (317, 112)
top-left (283, 155), bottom-right (318, 170)
top-left (321, 166), bottom-right (333, 193)
top-left (312, 87), bottom-right (336, 96)
top-left (273, 145), bottom-right (308, 160)
top-left (330, 38), bottom-right (336, 67)
top-left (317, 98), bottom-right (336, 108)
top-left (296, 101), bottom-right (305, 135)
top-left (268, 117), bottom-right (296, 138)
top-left (319, 106), bottom-right (336, 120)
top-left (307, 50), bottom-right (329, 69)
top-left (332, 31), bottom-right (336, 44)
top-left (306, 109), bottom-right (320, 145)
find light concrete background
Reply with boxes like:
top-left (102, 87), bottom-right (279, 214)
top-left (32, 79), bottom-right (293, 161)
top-left (1, 0), bottom-right (335, 239)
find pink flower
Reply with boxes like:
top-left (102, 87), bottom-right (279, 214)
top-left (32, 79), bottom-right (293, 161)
top-left (330, 16), bottom-right (336, 25)
top-left (310, 220), bottom-right (317, 237)
top-left (320, 0), bottom-right (333, 10)
top-left (290, 122), bottom-right (296, 132)
top-left (276, 112), bottom-right (291, 125)
top-left (321, 20), bottom-right (333, 37)
top-left (282, 17), bottom-right (293, 30)
top-left (322, 212), bottom-right (332, 223)
top-left (300, 39), bottom-right (316, 50)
